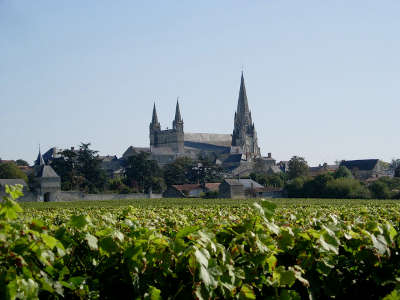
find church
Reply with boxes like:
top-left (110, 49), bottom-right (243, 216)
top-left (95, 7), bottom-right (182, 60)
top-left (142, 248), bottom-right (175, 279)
top-left (123, 73), bottom-right (276, 176)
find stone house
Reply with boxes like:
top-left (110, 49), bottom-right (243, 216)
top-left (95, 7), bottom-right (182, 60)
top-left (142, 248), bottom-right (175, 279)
top-left (219, 179), bottom-right (245, 199)
top-left (339, 159), bottom-right (388, 180)
top-left (309, 163), bottom-right (339, 177)
top-left (33, 151), bottom-right (61, 202)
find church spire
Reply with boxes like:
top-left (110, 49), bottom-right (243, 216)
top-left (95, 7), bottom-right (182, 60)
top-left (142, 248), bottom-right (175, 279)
top-left (237, 72), bottom-right (250, 118)
top-left (173, 98), bottom-right (183, 131)
top-left (174, 98), bottom-right (182, 122)
top-left (151, 102), bottom-right (159, 124)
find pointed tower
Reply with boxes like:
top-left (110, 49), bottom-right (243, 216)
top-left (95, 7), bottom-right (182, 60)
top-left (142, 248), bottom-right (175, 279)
top-left (231, 72), bottom-right (261, 159)
top-left (34, 148), bottom-right (45, 166)
top-left (149, 103), bottom-right (161, 150)
top-left (172, 99), bottom-right (183, 132)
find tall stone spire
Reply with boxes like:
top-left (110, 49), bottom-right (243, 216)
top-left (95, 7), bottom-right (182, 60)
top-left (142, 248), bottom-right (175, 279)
top-left (236, 71), bottom-right (250, 119)
top-left (173, 98), bottom-right (183, 132)
top-left (151, 102), bottom-right (159, 124)
top-left (231, 72), bottom-right (260, 159)
top-left (174, 99), bottom-right (182, 123)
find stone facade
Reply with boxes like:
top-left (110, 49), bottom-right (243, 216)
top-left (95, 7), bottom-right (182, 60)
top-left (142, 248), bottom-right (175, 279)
top-left (219, 179), bottom-right (245, 199)
top-left (150, 101), bottom-right (184, 154)
top-left (125, 73), bottom-right (268, 173)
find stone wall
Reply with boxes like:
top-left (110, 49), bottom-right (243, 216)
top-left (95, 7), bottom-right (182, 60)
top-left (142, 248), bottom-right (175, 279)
top-left (57, 192), bottom-right (162, 202)
top-left (1, 191), bottom-right (162, 202)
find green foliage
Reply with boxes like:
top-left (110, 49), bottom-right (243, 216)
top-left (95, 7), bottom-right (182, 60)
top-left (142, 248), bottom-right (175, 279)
top-left (250, 172), bottom-right (284, 188)
top-left (3, 187), bottom-right (400, 299)
top-left (51, 144), bottom-right (107, 192)
top-left (163, 157), bottom-right (194, 186)
top-left (0, 162), bottom-right (28, 182)
top-left (123, 152), bottom-right (165, 193)
top-left (369, 180), bottom-right (391, 199)
top-left (334, 166), bottom-right (353, 179)
top-left (287, 156), bottom-right (309, 179)
top-left (325, 177), bottom-right (370, 198)
top-left (15, 160), bottom-right (29, 167)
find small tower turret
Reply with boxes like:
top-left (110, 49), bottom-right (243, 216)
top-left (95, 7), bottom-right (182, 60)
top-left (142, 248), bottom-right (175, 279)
top-left (172, 99), bottom-right (183, 132)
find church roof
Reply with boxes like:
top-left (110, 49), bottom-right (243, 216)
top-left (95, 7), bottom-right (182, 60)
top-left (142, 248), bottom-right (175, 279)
top-left (184, 133), bottom-right (232, 147)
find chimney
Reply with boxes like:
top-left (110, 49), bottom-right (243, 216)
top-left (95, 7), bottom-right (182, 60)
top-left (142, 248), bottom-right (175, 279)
top-left (268, 153), bottom-right (272, 158)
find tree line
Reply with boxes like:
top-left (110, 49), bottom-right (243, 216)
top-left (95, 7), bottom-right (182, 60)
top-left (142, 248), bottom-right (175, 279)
top-left (250, 156), bottom-right (400, 199)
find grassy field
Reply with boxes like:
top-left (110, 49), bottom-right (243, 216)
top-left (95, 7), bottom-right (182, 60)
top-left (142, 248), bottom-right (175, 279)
top-left (20, 197), bottom-right (400, 210)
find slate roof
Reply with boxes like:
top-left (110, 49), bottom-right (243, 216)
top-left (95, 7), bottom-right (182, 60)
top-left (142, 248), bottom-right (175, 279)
top-left (224, 154), bottom-right (243, 163)
top-left (0, 179), bottom-right (27, 187)
top-left (340, 159), bottom-right (379, 171)
top-left (184, 133), bottom-right (232, 147)
top-left (184, 141), bottom-right (230, 153)
top-left (238, 179), bottom-right (263, 189)
top-left (123, 146), bottom-right (151, 158)
top-left (36, 165), bottom-right (60, 178)
top-left (223, 179), bottom-right (243, 186)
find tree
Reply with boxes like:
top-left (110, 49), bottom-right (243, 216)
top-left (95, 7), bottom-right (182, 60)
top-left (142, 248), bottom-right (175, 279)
top-left (369, 181), bottom-right (391, 199)
top-left (287, 156), bottom-right (309, 179)
top-left (163, 157), bottom-right (194, 186)
top-left (334, 166), bottom-right (353, 179)
top-left (51, 149), bottom-right (78, 190)
top-left (395, 165), bottom-right (400, 178)
top-left (15, 159), bottom-right (29, 167)
top-left (303, 173), bottom-right (334, 197)
top-left (0, 162), bottom-right (28, 182)
top-left (51, 143), bottom-right (106, 192)
top-left (123, 152), bottom-right (165, 193)
top-left (77, 143), bottom-right (106, 193)
top-left (325, 178), bottom-right (370, 199)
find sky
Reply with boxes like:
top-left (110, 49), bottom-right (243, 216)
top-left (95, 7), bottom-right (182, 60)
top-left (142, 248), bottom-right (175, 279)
top-left (1, 1), bottom-right (399, 166)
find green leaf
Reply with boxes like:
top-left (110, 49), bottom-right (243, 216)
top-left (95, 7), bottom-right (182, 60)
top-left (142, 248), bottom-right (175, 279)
top-left (41, 233), bottom-right (58, 249)
top-left (145, 285), bottom-right (161, 300)
top-left (85, 233), bottom-right (98, 250)
top-left (69, 215), bottom-right (90, 229)
top-left (260, 200), bottom-right (277, 219)
top-left (239, 284), bottom-right (256, 300)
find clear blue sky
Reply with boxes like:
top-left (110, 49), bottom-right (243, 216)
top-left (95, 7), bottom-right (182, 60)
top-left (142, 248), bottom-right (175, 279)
top-left (1, 1), bottom-right (399, 166)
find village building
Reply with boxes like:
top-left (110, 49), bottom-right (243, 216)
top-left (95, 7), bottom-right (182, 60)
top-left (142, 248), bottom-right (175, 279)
top-left (33, 151), bottom-right (61, 202)
top-left (339, 159), bottom-right (391, 180)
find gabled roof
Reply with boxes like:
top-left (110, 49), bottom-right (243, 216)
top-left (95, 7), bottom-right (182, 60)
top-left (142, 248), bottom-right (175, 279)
top-left (36, 165), bottom-right (60, 178)
top-left (172, 184), bottom-right (202, 192)
top-left (122, 146), bottom-right (151, 158)
top-left (223, 179), bottom-right (243, 186)
top-left (238, 179), bottom-right (263, 189)
top-left (204, 183), bottom-right (221, 192)
top-left (340, 159), bottom-right (379, 171)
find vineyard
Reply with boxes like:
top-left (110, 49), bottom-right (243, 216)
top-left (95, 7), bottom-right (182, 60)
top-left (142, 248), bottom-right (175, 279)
top-left (2, 185), bottom-right (400, 299)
